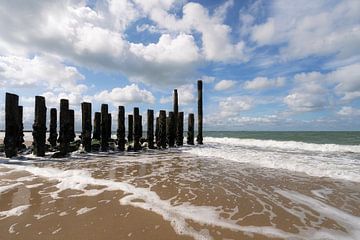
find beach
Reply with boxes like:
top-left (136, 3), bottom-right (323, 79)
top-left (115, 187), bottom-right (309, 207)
top-left (1, 132), bottom-right (360, 240)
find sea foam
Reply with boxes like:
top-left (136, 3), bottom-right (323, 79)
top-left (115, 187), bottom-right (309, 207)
top-left (184, 137), bottom-right (360, 182)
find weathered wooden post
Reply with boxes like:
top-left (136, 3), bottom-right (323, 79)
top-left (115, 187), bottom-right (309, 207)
top-left (197, 80), bottom-right (203, 144)
top-left (173, 89), bottom-right (178, 138)
top-left (128, 114), bottom-right (133, 143)
top-left (139, 115), bottom-right (143, 138)
top-left (93, 112), bottom-right (101, 140)
top-left (17, 106), bottom-right (25, 150)
top-left (158, 110), bottom-right (167, 148)
top-left (69, 109), bottom-right (75, 142)
top-left (108, 113), bottom-right (112, 140)
top-left (155, 116), bottom-right (159, 146)
top-left (147, 109), bottom-right (154, 149)
top-left (4, 93), bottom-right (19, 158)
top-left (133, 107), bottom-right (141, 150)
top-left (100, 104), bottom-right (109, 151)
top-left (48, 108), bottom-right (57, 148)
top-left (176, 112), bottom-right (184, 146)
top-left (117, 106), bottom-right (125, 151)
top-left (187, 113), bottom-right (194, 145)
top-left (81, 102), bottom-right (92, 152)
top-left (33, 96), bottom-right (47, 156)
top-left (58, 99), bottom-right (70, 155)
top-left (167, 111), bottom-right (175, 147)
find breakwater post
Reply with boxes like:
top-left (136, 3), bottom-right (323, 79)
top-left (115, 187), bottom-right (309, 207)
top-left (48, 108), bottom-right (57, 148)
top-left (107, 113), bottom-right (112, 140)
top-left (134, 107), bottom-right (141, 150)
top-left (32, 96), bottom-right (47, 156)
top-left (147, 109), bottom-right (154, 149)
top-left (100, 104), bottom-right (109, 151)
top-left (81, 102), bottom-right (92, 152)
top-left (93, 112), bottom-right (101, 140)
top-left (4, 93), bottom-right (19, 158)
top-left (59, 99), bottom-right (69, 155)
top-left (176, 112), bottom-right (184, 146)
top-left (17, 106), bottom-right (25, 150)
top-left (167, 111), bottom-right (175, 147)
top-left (69, 109), bottom-right (75, 142)
top-left (187, 113), bottom-right (194, 145)
top-left (117, 106), bottom-right (125, 151)
top-left (158, 110), bottom-right (167, 148)
top-left (197, 80), bottom-right (203, 144)
top-left (128, 114), bottom-right (133, 143)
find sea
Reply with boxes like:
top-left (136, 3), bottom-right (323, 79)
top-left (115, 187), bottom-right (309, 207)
top-left (0, 131), bottom-right (359, 240)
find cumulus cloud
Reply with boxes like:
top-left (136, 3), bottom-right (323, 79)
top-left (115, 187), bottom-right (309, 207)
top-left (214, 80), bottom-right (237, 91)
top-left (243, 76), bottom-right (285, 90)
top-left (160, 84), bottom-right (196, 105)
top-left (250, 0), bottom-right (360, 61)
top-left (337, 106), bottom-right (360, 117)
top-left (328, 63), bottom-right (360, 101)
top-left (218, 96), bottom-right (254, 117)
top-left (94, 84), bottom-right (155, 106)
top-left (284, 72), bottom-right (330, 112)
top-left (0, 55), bottom-right (85, 91)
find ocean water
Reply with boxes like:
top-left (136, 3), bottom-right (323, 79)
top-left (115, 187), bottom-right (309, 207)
top-left (0, 131), bottom-right (359, 239)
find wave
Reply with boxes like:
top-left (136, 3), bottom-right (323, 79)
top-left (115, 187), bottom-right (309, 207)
top-left (204, 137), bottom-right (360, 153)
top-left (184, 137), bottom-right (360, 183)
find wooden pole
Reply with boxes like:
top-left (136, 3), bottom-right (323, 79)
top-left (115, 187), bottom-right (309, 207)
top-left (197, 80), bottom-right (203, 144)
top-left (173, 89), bottom-right (178, 134)
top-left (133, 107), bottom-right (141, 150)
top-left (48, 108), bottom-right (57, 148)
top-left (167, 111), bottom-right (175, 147)
top-left (117, 106), bottom-right (125, 151)
top-left (100, 104), bottom-right (109, 151)
top-left (4, 93), bottom-right (19, 158)
top-left (128, 114), bottom-right (133, 143)
top-left (108, 113), bottom-right (112, 140)
top-left (147, 109), bottom-right (154, 149)
top-left (158, 110), bottom-right (167, 148)
top-left (33, 96), bottom-right (47, 156)
top-left (81, 102), bottom-right (92, 152)
top-left (69, 109), bottom-right (75, 142)
top-left (139, 115), bottom-right (143, 138)
top-left (176, 112), bottom-right (184, 146)
top-left (187, 113), bottom-right (194, 145)
top-left (17, 106), bottom-right (25, 150)
top-left (58, 99), bottom-right (69, 155)
top-left (93, 112), bottom-right (101, 140)
top-left (155, 116), bottom-right (159, 146)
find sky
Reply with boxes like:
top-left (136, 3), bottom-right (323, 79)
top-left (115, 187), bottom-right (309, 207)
top-left (0, 0), bottom-right (359, 131)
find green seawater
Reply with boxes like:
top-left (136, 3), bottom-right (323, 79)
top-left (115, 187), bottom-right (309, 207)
top-left (204, 131), bottom-right (360, 145)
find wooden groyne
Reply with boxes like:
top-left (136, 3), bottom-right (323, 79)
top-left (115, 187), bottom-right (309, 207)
top-left (1, 80), bottom-right (204, 158)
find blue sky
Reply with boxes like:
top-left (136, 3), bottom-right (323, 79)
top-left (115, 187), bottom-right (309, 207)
top-left (0, 0), bottom-right (359, 130)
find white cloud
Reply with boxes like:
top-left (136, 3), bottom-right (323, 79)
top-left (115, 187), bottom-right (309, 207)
top-left (244, 76), bottom-right (285, 90)
top-left (94, 84), bottom-right (155, 106)
top-left (0, 55), bottom-right (84, 90)
top-left (160, 84), bottom-right (195, 105)
top-left (328, 63), bottom-right (360, 101)
top-left (337, 106), bottom-right (360, 117)
top-left (284, 72), bottom-right (330, 112)
top-left (214, 80), bottom-right (237, 91)
top-left (201, 75), bottom-right (215, 83)
top-left (250, 0), bottom-right (360, 61)
top-left (218, 96), bottom-right (253, 117)
top-left (251, 18), bottom-right (275, 45)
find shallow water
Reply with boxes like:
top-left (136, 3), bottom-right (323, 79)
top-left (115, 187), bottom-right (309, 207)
top-left (0, 143), bottom-right (359, 240)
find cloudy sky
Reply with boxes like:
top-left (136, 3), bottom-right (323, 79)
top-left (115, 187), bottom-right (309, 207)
top-left (0, 0), bottom-right (359, 131)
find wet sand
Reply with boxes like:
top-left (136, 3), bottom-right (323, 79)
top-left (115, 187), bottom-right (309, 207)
top-left (0, 149), bottom-right (359, 239)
